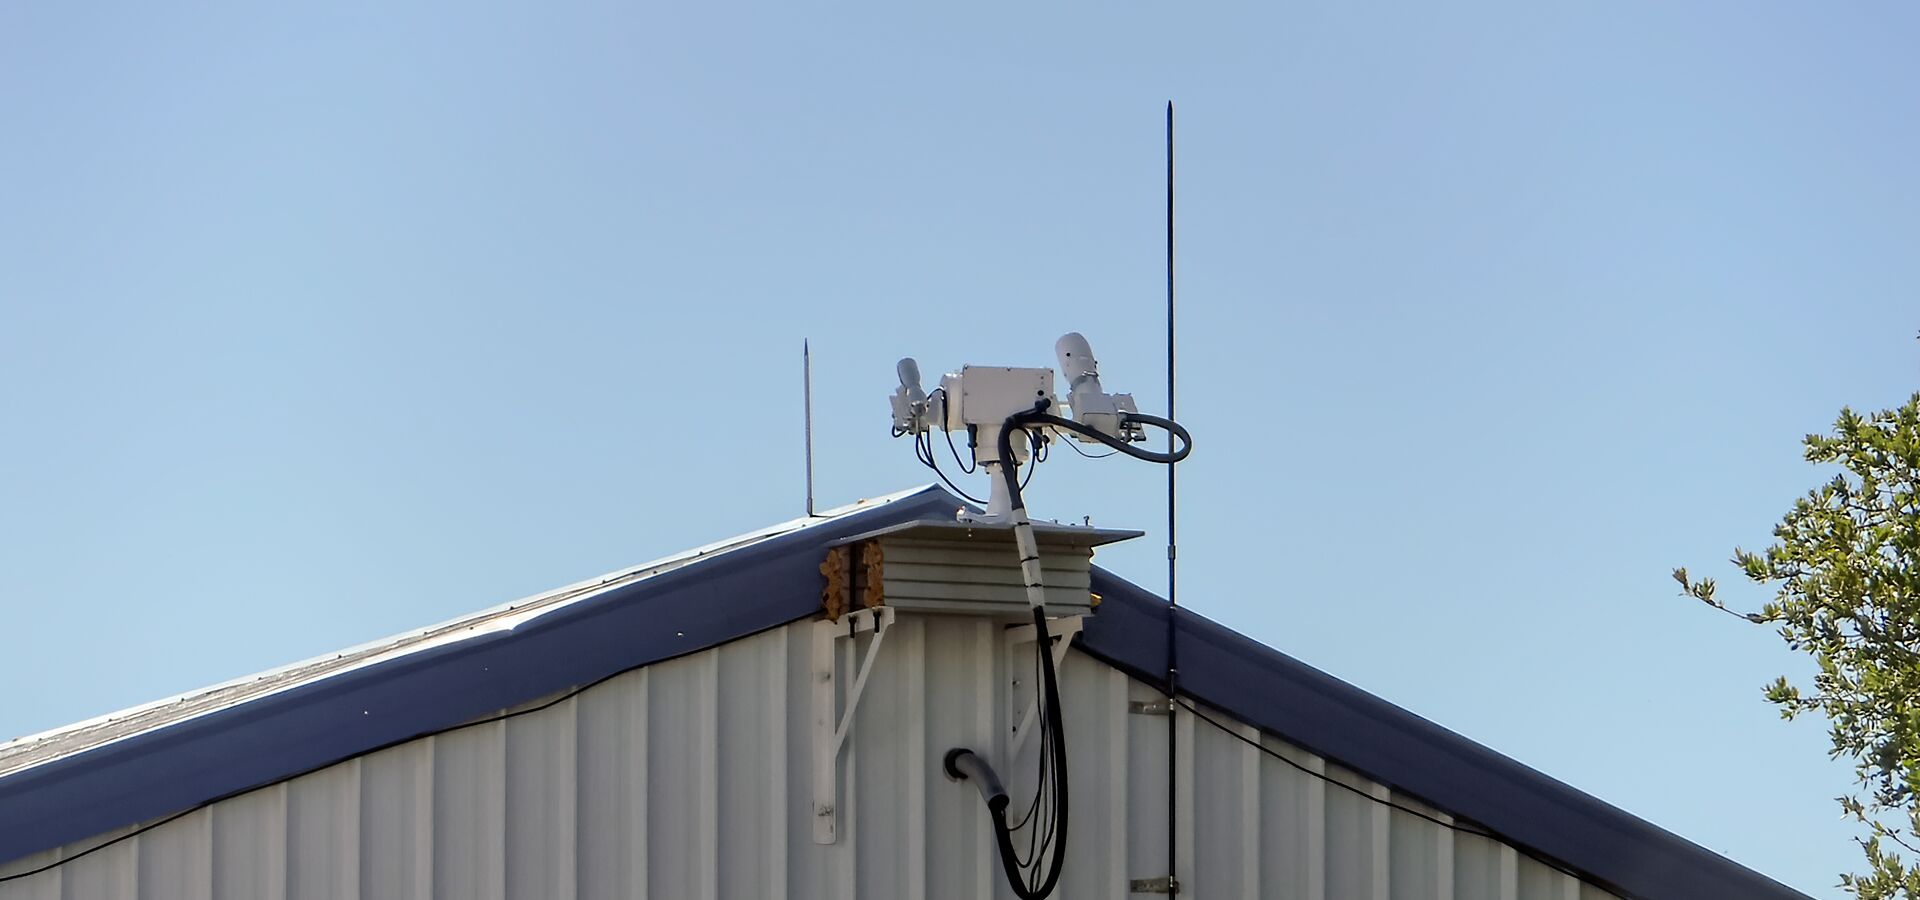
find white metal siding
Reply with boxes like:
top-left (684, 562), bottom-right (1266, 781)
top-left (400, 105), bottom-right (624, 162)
top-left (1, 615), bottom-right (1621, 900)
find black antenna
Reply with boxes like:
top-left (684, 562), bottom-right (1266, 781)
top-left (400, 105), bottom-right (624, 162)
top-left (1163, 99), bottom-right (1180, 895)
top-left (1165, 107), bottom-right (1178, 611)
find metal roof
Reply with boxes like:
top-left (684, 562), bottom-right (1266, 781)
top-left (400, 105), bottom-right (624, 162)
top-left (0, 485), bottom-right (1807, 900)
top-left (0, 485), bottom-right (949, 780)
top-left (0, 486), bottom-right (962, 864)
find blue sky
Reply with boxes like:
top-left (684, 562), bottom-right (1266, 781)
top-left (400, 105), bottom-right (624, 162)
top-left (3, 3), bottom-right (1915, 895)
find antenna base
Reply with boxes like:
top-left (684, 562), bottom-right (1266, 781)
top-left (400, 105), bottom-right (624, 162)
top-left (956, 461), bottom-right (1015, 523)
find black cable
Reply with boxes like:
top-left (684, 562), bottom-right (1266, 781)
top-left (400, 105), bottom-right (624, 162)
top-left (899, 395), bottom-right (988, 506)
top-left (937, 392), bottom-right (977, 475)
top-left (1017, 689), bottom-right (1051, 870)
top-left (1019, 431), bottom-right (1040, 492)
top-left (918, 402), bottom-right (1192, 899)
top-left (1019, 411), bottom-right (1192, 467)
top-left (960, 401), bottom-right (1191, 900)
top-left (974, 404), bottom-right (1072, 900)
top-left (948, 427), bottom-right (977, 473)
top-left (1028, 718), bottom-right (1061, 887)
top-left (914, 428), bottom-right (988, 506)
top-left (1034, 662), bottom-right (1060, 872)
top-left (1174, 698), bottom-right (1593, 885)
top-left (1006, 643), bottom-right (1048, 833)
top-left (1053, 427), bottom-right (1117, 459)
top-left (985, 610), bottom-right (1069, 900)
top-left (1010, 610), bottom-right (1057, 883)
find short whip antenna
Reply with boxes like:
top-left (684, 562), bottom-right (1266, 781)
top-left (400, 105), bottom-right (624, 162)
top-left (804, 339), bottom-right (816, 516)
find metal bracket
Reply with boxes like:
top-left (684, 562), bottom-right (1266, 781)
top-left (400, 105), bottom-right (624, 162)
top-left (1006, 614), bottom-right (1087, 757)
top-left (1128, 700), bottom-right (1172, 716)
top-left (1130, 876), bottom-right (1180, 894)
top-left (812, 606), bottom-right (896, 844)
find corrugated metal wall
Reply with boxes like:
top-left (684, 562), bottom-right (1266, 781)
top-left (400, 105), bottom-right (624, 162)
top-left (0, 615), bottom-right (1622, 900)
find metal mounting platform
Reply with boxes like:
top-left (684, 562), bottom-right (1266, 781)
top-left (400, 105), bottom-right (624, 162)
top-left (827, 518), bottom-right (1140, 622)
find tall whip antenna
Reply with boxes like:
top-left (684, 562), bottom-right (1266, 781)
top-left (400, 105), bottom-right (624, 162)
top-left (1163, 99), bottom-right (1181, 895)
top-left (1165, 108), bottom-right (1178, 612)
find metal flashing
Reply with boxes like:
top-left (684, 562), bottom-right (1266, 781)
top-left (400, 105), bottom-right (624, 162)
top-left (828, 517), bottom-right (1144, 548)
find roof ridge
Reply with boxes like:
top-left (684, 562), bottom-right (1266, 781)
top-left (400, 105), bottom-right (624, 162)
top-left (0, 485), bottom-right (947, 775)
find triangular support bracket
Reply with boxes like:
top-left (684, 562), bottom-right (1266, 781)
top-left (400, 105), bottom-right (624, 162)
top-left (811, 606), bottom-right (896, 845)
top-left (1006, 614), bottom-right (1087, 757)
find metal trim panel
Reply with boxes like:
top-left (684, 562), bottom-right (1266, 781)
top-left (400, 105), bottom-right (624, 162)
top-left (829, 519), bottom-right (1143, 548)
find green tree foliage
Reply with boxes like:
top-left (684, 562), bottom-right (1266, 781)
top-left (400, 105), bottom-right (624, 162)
top-left (1675, 393), bottom-right (1920, 899)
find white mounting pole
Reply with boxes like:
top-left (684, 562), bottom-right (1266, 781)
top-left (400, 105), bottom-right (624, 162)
top-left (956, 425), bottom-right (1018, 523)
top-left (980, 461), bottom-right (1013, 520)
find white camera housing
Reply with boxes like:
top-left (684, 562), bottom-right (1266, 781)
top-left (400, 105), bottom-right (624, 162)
top-left (942, 366), bottom-right (1054, 427)
top-left (890, 358), bottom-right (930, 434)
top-left (938, 366), bottom-right (1054, 466)
top-left (1054, 333), bottom-right (1142, 442)
top-left (889, 334), bottom-right (1135, 523)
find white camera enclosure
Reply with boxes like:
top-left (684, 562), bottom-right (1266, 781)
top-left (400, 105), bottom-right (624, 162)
top-left (942, 366), bottom-right (1056, 429)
